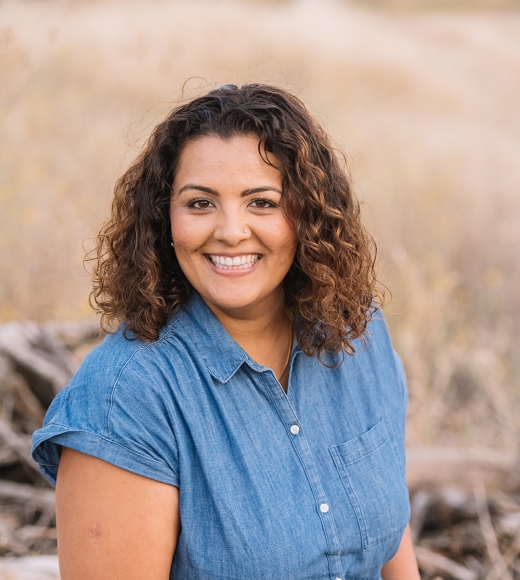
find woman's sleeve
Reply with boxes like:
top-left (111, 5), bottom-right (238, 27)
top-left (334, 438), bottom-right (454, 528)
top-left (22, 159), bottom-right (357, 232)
top-left (394, 350), bottom-right (409, 418)
top-left (31, 346), bottom-right (180, 488)
top-left (392, 349), bottom-right (409, 478)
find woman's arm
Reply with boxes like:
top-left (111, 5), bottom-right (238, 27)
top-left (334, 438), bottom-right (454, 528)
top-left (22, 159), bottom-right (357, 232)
top-left (56, 447), bottom-right (180, 580)
top-left (381, 524), bottom-right (421, 580)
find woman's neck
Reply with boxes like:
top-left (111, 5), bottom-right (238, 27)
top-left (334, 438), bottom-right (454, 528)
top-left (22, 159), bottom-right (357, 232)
top-left (201, 292), bottom-right (293, 390)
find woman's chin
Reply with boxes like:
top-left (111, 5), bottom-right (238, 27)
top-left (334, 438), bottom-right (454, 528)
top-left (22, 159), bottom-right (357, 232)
top-left (198, 287), bottom-right (283, 319)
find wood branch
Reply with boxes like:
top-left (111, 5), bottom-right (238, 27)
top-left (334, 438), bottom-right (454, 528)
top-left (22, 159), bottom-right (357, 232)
top-left (0, 555), bottom-right (60, 579)
top-left (410, 489), bottom-right (430, 543)
top-left (39, 327), bottom-right (79, 377)
top-left (0, 512), bottom-right (30, 556)
top-left (464, 554), bottom-right (486, 577)
top-left (15, 525), bottom-right (57, 542)
top-left (0, 444), bottom-right (18, 466)
top-left (407, 447), bottom-right (520, 492)
top-left (485, 523), bottom-right (520, 580)
top-left (0, 418), bottom-right (49, 485)
top-left (43, 320), bottom-right (102, 350)
top-left (0, 527), bottom-right (30, 557)
top-left (474, 482), bottom-right (513, 580)
top-left (0, 322), bottom-right (74, 402)
top-left (0, 480), bottom-right (55, 510)
top-left (415, 545), bottom-right (478, 580)
top-left (0, 353), bottom-right (45, 425)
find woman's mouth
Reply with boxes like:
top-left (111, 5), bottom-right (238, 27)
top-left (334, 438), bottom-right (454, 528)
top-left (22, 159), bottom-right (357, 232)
top-left (207, 254), bottom-right (261, 270)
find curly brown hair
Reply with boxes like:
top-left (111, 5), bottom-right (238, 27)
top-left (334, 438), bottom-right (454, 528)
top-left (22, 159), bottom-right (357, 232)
top-left (90, 83), bottom-right (382, 359)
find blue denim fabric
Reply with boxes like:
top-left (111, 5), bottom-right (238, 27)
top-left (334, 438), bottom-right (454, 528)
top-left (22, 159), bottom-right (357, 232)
top-left (32, 292), bottom-right (410, 580)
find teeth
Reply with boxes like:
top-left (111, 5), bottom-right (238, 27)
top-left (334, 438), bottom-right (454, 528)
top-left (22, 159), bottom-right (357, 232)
top-left (208, 254), bottom-right (260, 270)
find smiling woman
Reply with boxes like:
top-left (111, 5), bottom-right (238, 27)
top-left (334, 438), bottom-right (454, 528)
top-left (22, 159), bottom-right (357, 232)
top-left (31, 84), bottom-right (419, 580)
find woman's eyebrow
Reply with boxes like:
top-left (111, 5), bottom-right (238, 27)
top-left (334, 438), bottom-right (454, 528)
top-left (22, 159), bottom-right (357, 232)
top-left (178, 184), bottom-right (218, 195)
top-left (177, 184), bottom-right (282, 197)
top-left (241, 186), bottom-right (282, 197)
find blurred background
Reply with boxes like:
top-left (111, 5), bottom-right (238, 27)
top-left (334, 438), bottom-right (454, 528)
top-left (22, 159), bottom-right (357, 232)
top-left (1, 0), bottom-right (520, 574)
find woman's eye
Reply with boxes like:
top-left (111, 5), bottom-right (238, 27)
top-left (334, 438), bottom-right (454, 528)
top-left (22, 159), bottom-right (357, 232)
top-left (188, 199), bottom-right (213, 210)
top-left (249, 198), bottom-right (278, 209)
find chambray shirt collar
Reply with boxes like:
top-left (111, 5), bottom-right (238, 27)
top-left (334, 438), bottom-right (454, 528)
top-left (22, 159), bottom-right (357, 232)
top-left (172, 291), bottom-right (274, 383)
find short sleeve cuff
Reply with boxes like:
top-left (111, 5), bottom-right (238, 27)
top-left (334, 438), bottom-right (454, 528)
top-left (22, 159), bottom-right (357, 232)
top-left (31, 423), bottom-right (179, 488)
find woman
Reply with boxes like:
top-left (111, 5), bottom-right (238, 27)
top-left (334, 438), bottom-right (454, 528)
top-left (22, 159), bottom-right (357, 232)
top-left (32, 84), bottom-right (420, 580)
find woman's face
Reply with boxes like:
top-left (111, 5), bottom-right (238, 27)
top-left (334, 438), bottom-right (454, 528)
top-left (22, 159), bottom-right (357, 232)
top-left (170, 134), bottom-right (297, 319)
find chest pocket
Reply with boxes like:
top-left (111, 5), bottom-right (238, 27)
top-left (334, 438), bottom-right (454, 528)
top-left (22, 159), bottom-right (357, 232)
top-left (329, 417), bottom-right (410, 551)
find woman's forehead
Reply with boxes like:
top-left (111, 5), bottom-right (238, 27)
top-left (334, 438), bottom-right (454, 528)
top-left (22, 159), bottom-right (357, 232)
top-left (175, 135), bottom-right (283, 184)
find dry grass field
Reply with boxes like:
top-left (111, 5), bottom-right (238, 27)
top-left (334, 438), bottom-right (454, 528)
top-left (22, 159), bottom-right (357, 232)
top-left (1, 0), bottom-right (519, 451)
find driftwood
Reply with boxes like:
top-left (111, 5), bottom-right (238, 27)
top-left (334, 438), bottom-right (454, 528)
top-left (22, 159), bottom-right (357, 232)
top-left (407, 447), bottom-right (520, 578)
top-left (0, 320), bottom-right (101, 560)
top-left (415, 546), bottom-right (478, 580)
top-left (0, 418), bottom-right (47, 485)
top-left (409, 482), bottom-right (520, 579)
top-left (410, 489), bottom-right (431, 542)
top-left (0, 480), bottom-right (54, 511)
top-left (0, 555), bottom-right (59, 579)
top-left (474, 483), bottom-right (513, 580)
top-left (407, 446), bottom-right (520, 493)
top-left (0, 322), bottom-right (82, 405)
top-left (0, 355), bottom-right (45, 433)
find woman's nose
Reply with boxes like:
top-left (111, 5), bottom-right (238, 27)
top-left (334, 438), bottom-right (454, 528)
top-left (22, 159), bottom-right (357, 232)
top-left (213, 211), bottom-right (250, 246)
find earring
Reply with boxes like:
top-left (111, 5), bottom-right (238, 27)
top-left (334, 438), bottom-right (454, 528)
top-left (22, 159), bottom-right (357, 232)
top-left (170, 242), bottom-right (174, 247)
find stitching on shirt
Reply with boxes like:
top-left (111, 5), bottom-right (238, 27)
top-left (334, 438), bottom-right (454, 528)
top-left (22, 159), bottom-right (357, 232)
top-left (104, 320), bottom-right (182, 478)
top-left (330, 428), bottom-right (390, 467)
top-left (46, 422), bottom-right (180, 481)
top-left (44, 387), bottom-right (68, 426)
top-left (329, 445), bottom-right (370, 547)
top-left (106, 319), bottom-right (179, 434)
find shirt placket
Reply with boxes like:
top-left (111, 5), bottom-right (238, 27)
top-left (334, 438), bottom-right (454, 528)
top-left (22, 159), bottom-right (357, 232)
top-left (260, 369), bottom-right (345, 580)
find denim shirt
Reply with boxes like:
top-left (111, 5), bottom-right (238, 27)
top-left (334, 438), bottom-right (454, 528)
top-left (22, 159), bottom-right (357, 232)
top-left (32, 292), bottom-right (410, 580)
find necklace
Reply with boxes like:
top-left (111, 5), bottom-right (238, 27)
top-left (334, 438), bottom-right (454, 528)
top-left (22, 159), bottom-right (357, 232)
top-left (278, 325), bottom-right (293, 381)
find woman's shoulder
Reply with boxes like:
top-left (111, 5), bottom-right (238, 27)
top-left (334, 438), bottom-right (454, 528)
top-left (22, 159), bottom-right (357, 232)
top-left (39, 316), bottom-right (197, 432)
top-left (334, 308), bottom-right (398, 369)
top-left (72, 317), bottom-right (193, 392)
top-left (31, 319), bottom-right (187, 486)
top-left (333, 308), bottom-right (407, 408)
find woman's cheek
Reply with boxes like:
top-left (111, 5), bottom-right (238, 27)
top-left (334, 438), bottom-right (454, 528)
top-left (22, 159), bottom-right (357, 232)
top-left (172, 216), bottom-right (210, 250)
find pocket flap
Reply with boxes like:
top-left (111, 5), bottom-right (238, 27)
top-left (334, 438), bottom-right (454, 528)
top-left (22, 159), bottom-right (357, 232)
top-left (330, 417), bottom-right (389, 466)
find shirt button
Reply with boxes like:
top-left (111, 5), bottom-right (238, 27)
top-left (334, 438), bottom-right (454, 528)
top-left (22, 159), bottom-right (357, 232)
top-left (319, 503), bottom-right (329, 513)
top-left (335, 577), bottom-right (342, 580)
top-left (290, 424), bottom-right (300, 435)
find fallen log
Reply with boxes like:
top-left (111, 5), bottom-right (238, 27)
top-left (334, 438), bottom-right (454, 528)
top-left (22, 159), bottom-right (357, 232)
top-left (415, 545), bottom-right (478, 580)
top-left (0, 354), bottom-right (45, 431)
top-left (407, 447), bottom-right (520, 492)
top-left (0, 418), bottom-right (49, 485)
top-left (0, 480), bottom-right (54, 511)
top-left (0, 322), bottom-right (74, 405)
top-left (474, 483), bottom-right (513, 580)
top-left (0, 555), bottom-right (59, 579)
top-left (42, 320), bottom-right (101, 351)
